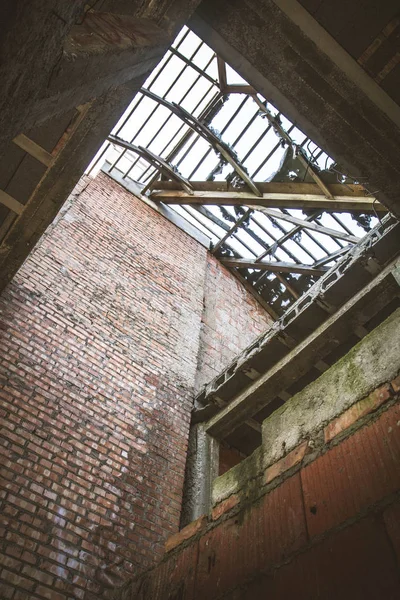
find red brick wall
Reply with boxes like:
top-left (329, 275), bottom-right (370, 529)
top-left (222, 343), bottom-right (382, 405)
top-left (0, 172), bottom-right (270, 599)
top-left (195, 254), bottom-right (271, 391)
top-left (118, 381), bottom-right (400, 600)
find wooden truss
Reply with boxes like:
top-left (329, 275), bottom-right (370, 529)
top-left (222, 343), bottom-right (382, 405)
top-left (99, 31), bottom-right (390, 318)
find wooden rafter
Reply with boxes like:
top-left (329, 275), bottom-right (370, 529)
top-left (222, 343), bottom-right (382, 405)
top-left (108, 135), bottom-right (194, 195)
top-left (217, 57), bottom-right (257, 95)
top-left (252, 94), bottom-right (334, 199)
top-left (0, 190), bottom-right (24, 215)
top-left (13, 134), bottom-right (53, 167)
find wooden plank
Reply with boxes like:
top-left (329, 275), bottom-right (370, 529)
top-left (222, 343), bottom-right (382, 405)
top-left (358, 16), bottom-right (400, 66)
top-left (150, 180), bottom-right (373, 196)
top-left (253, 94), bottom-right (335, 199)
top-left (150, 189), bottom-right (384, 212)
top-left (217, 56), bottom-right (227, 92)
top-left (297, 152), bottom-right (333, 199)
top-left (13, 134), bottom-right (53, 167)
top-left (220, 258), bottom-right (328, 275)
top-left (225, 84), bottom-right (257, 94)
top-left (204, 259), bottom-right (400, 439)
top-left (0, 190), bottom-right (24, 215)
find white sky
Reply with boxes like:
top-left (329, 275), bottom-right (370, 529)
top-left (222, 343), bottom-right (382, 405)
top-left (87, 26), bottom-right (377, 279)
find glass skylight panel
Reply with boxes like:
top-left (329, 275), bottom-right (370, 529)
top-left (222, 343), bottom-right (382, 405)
top-left (86, 25), bottom-right (381, 318)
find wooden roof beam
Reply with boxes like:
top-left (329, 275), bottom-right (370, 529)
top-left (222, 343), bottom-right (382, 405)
top-left (150, 189), bottom-right (385, 212)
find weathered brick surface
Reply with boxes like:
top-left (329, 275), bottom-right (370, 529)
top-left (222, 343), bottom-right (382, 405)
top-left (196, 474), bottom-right (306, 598)
top-left (195, 254), bottom-right (271, 391)
top-left (113, 390), bottom-right (400, 600)
top-left (0, 173), bottom-right (270, 599)
top-left (211, 494), bottom-right (239, 521)
top-left (324, 383), bottom-right (392, 442)
top-left (265, 440), bottom-right (308, 484)
top-left (165, 514), bottom-right (207, 553)
top-left (302, 401), bottom-right (400, 538)
top-left (0, 173), bottom-right (207, 598)
top-left (235, 517), bottom-right (400, 600)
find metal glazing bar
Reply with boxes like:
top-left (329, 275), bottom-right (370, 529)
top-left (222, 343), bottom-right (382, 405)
top-left (220, 258), bottom-right (328, 276)
top-left (187, 95), bottom-right (250, 179)
top-left (137, 67), bottom-right (218, 184)
top-left (133, 67), bottom-right (217, 184)
top-left (169, 46), bottom-right (218, 86)
top-left (143, 91), bottom-right (222, 191)
top-left (329, 212), bottom-right (355, 236)
top-left (91, 30), bottom-right (192, 175)
top-left (110, 37), bottom-right (204, 173)
top-left (180, 205), bottom-right (219, 239)
top-left (251, 214), bottom-right (305, 264)
top-left (255, 210), bottom-right (318, 262)
top-left (240, 121), bottom-right (274, 164)
top-left (251, 124), bottom-right (296, 179)
top-left (212, 209), bottom-right (253, 254)
top-left (250, 207), bottom-right (360, 243)
top-left (314, 245), bottom-right (352, 267)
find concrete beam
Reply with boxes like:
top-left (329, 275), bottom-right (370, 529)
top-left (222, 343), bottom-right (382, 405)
top-left (0, 1), bottom-right (86, 150)
top-left (180, 425), bottom-right (219, 527)
top-left (0, 0), bottom-right (201, 153)
top-left (29, 14), bottom-right (169, 127)
top-left (194, 215), bottom-right (400, 420)
top-left (0, 0), bottom-right (202, 286)
top-left (190, 1), bottom-right (400, 218)
top-left (205, 258), bottom-right (400, 439)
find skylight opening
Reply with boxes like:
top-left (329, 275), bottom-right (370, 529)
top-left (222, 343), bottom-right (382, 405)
top-left (87, 25), bottom-right (382, 318)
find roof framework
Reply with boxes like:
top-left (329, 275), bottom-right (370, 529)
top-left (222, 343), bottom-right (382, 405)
top-left (89, 26), bottom-right (386, 318)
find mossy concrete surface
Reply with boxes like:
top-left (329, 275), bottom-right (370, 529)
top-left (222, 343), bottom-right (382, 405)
top-left (213, 308), bottom-right (400, 505)
top-left (262, 307), bottom-right (400, 467)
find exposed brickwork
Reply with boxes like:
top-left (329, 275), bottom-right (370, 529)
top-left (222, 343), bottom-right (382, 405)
top-left (164, 514), bottom-right (207, 553)
top-left (324, 383), bottom-right (392, 442)
top-left (264, 441), bottom-right (308, 484)
top-left (0, 172), bottom-right (270, 599)
top-left (302, 400), bottom-right (400, 538)
top-left (195, 254), bottom-right (271, 391)
top-left (115, 389), bottom-right (400, 600)
top-left (0, 172), bottom-right (208, 598)
top-left (211, 494), bottom-right (239, 521)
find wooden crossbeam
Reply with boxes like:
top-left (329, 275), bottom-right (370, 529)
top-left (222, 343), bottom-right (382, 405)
top-left (151, 188), bottom-right (384, 212)
top-left (150, 180), bottom-right (371, 196)
top-left (0, 190), bottom-right (24, 215)
top-left (252, 94), bottom-right (334, 199)
top-left (13, 134), bottom-right (53, 167)
top-left (108, 135), bottom-right (193, 194)
top-left (220, 258), bottom-right (328, 275)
